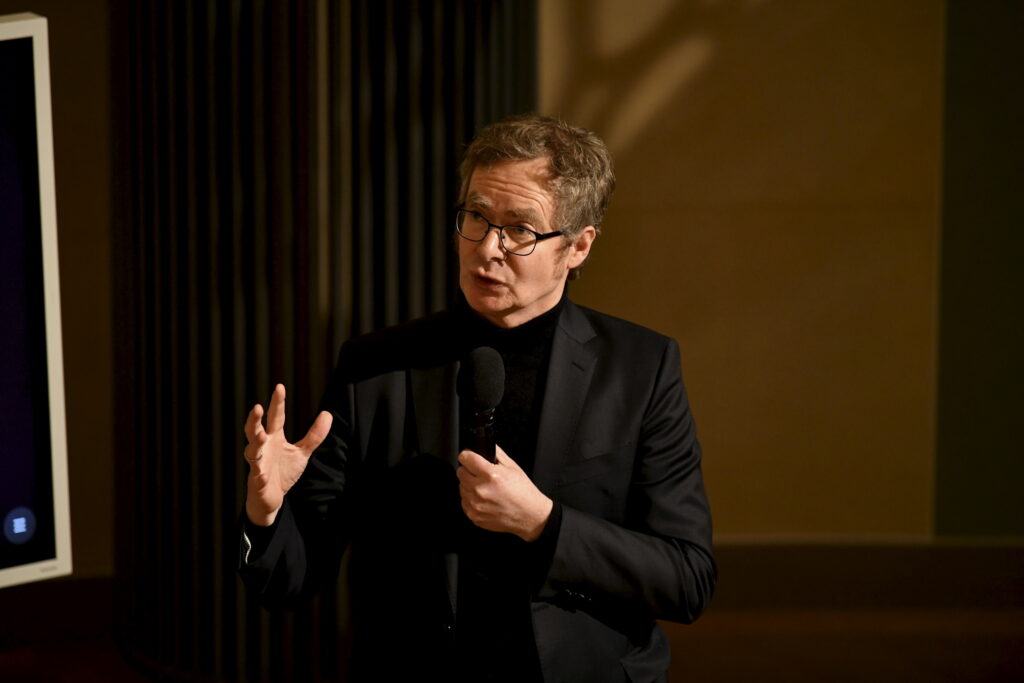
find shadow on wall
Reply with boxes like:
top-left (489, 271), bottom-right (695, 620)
top-left (542, 0), bottom-right (943, 539)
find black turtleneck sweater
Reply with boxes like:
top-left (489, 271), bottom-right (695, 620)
top-left (456, 293), bottom-right (565, 474)
top-left (453, 293), bottom-right (567, 683)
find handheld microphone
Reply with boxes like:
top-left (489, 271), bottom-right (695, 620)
top-left (457, 347), bottom-right (505, 463)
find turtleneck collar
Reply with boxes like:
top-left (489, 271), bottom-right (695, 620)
top-left (455, 287), bottom-right (567, 352)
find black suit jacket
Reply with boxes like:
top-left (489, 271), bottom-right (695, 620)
top-left (239, 300), bottom-right (715, 682)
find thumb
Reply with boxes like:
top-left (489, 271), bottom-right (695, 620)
top-left (296, 411), bottom-right (333, 454)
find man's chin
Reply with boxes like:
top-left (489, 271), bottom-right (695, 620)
top-left (465, 294), bottom-right (505, 315)
top-left (463, 292), bottom-right (513, 324)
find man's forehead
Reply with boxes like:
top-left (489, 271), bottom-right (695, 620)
top-left (468, 157), bottom-right (554, 189)
top-left (466, 191), bottom-right (544, 223)
top-left (466, 158), bottom-right (556, 217)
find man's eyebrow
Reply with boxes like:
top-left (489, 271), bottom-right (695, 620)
top-left (506, 207), bottom-right (542, 225)
top-left (466, 193), bottom-right (492, 210)
top-left (466, 192), bottom-right (542, 225)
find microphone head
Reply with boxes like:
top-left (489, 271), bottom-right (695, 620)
top-left (457, 346), bottom-right (505, 410)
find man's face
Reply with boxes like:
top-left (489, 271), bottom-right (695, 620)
top-left (458, 158), bottom-right (595, 329)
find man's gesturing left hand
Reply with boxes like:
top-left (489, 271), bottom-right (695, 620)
top-left (457, 446), bottom-right (553, 542)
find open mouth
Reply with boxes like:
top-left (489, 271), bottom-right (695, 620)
top-left (474, 272), bottom-right (505, 287)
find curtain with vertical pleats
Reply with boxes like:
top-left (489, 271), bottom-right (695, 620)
top-left (110, 1), bottom-right (536, 680)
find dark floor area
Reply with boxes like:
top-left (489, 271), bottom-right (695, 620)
top-left (3, 554), bottom-right (1023, 682)
top-left (666, 608), bottom-right (1024, 682)
top-left (1, 607), bottom-right (1022, 682)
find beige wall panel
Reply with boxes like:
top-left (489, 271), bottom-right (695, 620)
top-left (541, 0), bottom-right (943, 538)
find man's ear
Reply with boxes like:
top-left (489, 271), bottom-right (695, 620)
top-left (567, 226), bottom-right (597, 270)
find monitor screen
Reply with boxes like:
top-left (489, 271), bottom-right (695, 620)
top-left (0, 13), bottom-right (71, 589)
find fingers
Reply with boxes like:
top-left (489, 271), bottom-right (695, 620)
top-left (492, 445), bottom-right (519, 471)
top-left (243, 400), bottom-right (269, 471)
top-left (460, 489), bottom-right (484, 520)
top-left (456, 461), bottom-right (473, 485)
top-left (244, 403), bottom-right (266, 443)
top-left (242, 439), bottom-right (267, 472)
top-left (265, 384), bottom-right (286, 434)
top-left (457, 449), bottom-right (492, 476)
top-left (296, 411), bottom-right (334, 455)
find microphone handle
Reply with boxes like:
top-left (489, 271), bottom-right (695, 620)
top-left (471, 408), bottom-right (497, 463)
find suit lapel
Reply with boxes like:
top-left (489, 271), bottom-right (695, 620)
top-left (532, 301), bottom-right (598, 495)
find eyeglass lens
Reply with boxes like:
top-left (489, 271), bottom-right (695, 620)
top-left (456, 211), bottom-right (538, 254)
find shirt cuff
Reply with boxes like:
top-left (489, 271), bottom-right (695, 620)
top-left (239, 508), bottom-right (282, 566)
top-left (528, 500), bottom-right (563, 591)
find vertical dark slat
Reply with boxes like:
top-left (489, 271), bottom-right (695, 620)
top-left (331, 0), bottom-right (354, 352)
top-left (381, 0), bottom-right (400, 327)
top-left (163, 0), bottom-right (181, 666)
top-left (287, 0), bottom-right (310, 435)
top-left (367, 0), bottom-right (387, 331)
top-left (518, 1), bottom-right (539, 112)
top-left (171, 0), bottom-right (201, 673)
top-left (354, 0), bottom-right (374, 335)
top-left (166, 0), bottom-right (181, 667)
top-left (111, 0), bottom-right (146, 664)
top-left (190, 4), bottom-right (210, 669)
top-left (312, 0), bottom-right (332, 400)
top-left (198, 0), bottom-right (225, 674)
top-left (171, 0), bottom-right (186, 664)
top-left (450, 1), bottom-right (467, 193)
top-left (122, 1), bottom-right (137, 649)
top-left (249, 0), bottom-right (269, 437)
top-left (485, 3), bottom-right (498, 121)
top-left (182, 0), bottom-right (199, 671)
top-left (240, 1), bottom-right (265, 676)
top-left (132, 1), bottom-right (151, 665)
top-left (270, 5), bottom-right (291, 679)
top-left (471, 3), bottom-right (487, 128)
top-left (297, 0), bottom-right (322, 429)
top-left (218, 0), bottom-right (241, 675)
top-left (406, 1), bottom-right (426, 319)
top-left (328, 6), bottom-right (355, 673)
top-left (268, 7), bottom-right (293, 680)
top-left (150, 0), bottom-right (169, 668)
top-left (501, 0), bottom-right (516, 113)
top-left (240, 0), bottom-right (258, 658)
top-left (143, 1), bottom-right (159, 663)
top-left (428, 0), bottom-right (450, 313)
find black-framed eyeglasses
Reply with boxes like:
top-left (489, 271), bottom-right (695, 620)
top-left (454, 208), bottom-right (564, 256)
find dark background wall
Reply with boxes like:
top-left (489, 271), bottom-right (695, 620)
top-left (936, 0), bottom-right (1024, 537)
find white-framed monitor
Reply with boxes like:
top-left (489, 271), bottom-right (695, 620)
top-left (0, 12), bottom-right (72, 589)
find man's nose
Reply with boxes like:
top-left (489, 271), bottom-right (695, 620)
top-left (478, 227), bottom-right (505, 259)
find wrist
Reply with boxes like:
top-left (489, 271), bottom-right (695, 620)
top-left (520, 496), bottom-right (553, 542)
top-left (245, 500), bottom-right (280, 527)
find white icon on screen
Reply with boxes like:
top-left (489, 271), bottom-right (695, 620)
top-left (4, 507), bottom-right (36, 544)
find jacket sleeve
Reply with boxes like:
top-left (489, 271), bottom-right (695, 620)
top-left (535, 337), bottom-right (716, 628)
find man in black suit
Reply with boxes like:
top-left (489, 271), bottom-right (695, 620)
top-left (238, 115), bottom-right (715, 682)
